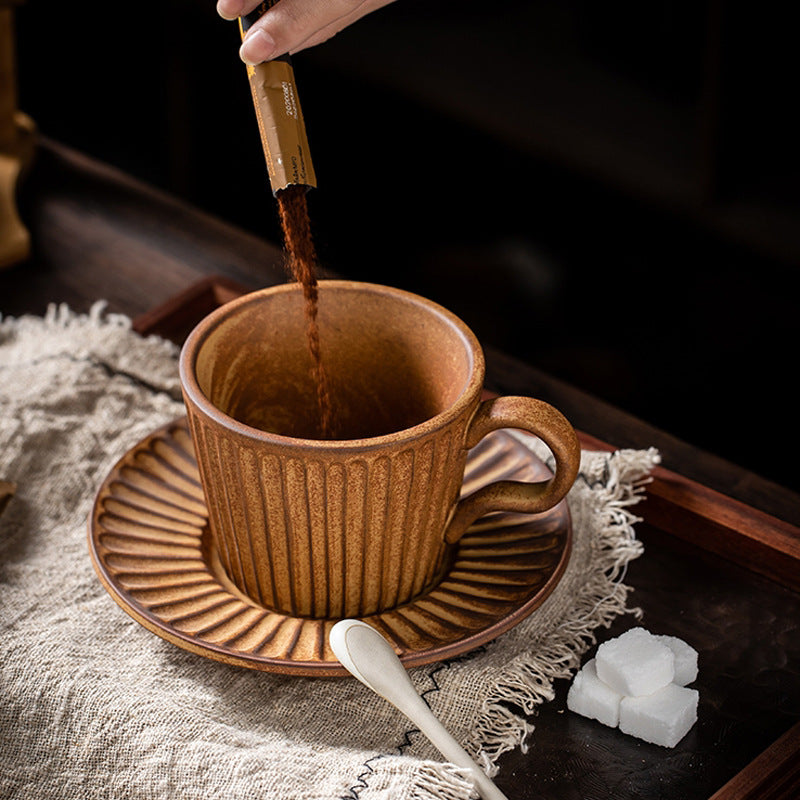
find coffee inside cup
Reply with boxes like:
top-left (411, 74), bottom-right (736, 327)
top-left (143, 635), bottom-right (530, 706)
top-left (192, 284), bottom-right (475, 440)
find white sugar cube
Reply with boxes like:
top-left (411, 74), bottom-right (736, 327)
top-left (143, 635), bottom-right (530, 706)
top-left (655, 635), bottom-right (698, 686)
top-left (619, 683), bottom-right (699, 748)
top-left (596, 627), bottom-right (674, 697)
top-left (567, 658), bottom-right (622, 727)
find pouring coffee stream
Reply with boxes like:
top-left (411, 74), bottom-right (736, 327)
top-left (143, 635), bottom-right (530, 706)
top-left (330, 620), bottom-right (511, 800)
top-left (274, 185), bottom-right (334, 437)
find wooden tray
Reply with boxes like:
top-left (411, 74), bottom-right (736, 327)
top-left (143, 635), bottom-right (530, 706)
top-left (133, 275), bottom-right (800, 800)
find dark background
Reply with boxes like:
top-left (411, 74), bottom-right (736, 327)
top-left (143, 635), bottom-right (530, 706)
top-left (11, 0), bottom-right (799, 491)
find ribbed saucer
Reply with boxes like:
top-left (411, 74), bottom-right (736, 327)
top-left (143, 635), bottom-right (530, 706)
top-left (88, 418), bottom-right (571, 676)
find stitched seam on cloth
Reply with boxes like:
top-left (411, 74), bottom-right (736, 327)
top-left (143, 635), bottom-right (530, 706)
top-left (340, 758), bottom-right (475, 800)
top-left (339, 755), bottom-right (384, 800)
top-left (421, 648), bottom-right (488, 707)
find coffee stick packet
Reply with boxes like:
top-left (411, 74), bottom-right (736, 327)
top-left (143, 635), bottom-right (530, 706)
top-left (240, 3), bottom-right (317, 194)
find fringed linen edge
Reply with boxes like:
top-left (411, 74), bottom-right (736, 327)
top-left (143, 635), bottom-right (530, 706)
top-left (1, 300), bottom-right (178, 354)
top-left (410, 762), bottom-right (478, 800)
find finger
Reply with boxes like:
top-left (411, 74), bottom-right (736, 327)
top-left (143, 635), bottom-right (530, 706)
top-left (216, 0), bottom-right (262, 22)
top-left (286, 0), bottom-right (395, 54)
top-left (239, 0), bottom-right (380, 64)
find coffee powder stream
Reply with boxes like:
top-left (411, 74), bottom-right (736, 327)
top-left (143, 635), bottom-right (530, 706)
top-left (275, 185), bottom-right (335, 438)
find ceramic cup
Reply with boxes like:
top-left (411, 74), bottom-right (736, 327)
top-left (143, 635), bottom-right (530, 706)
top-left (179, 281), bottom-right (580, 619)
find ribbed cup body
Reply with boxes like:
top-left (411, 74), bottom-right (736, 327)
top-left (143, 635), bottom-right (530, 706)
top-left (186, 407), bottom-right (473, 618)
top-left (180, 281), bottom-right (484, 620)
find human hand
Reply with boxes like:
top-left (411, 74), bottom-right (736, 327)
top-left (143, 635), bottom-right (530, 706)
top-left (217, 0), bottom-right (398, 64)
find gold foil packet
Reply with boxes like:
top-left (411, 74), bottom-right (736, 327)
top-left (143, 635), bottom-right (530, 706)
top-left (240, 6), bottom-right (317, 194)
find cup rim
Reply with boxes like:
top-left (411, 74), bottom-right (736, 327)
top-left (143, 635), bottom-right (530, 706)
top-left (178, 280), bottom-right (486, 451)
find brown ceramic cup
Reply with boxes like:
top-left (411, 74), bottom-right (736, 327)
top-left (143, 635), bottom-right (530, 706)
top-left (179, 281), bottom-right (580, 620)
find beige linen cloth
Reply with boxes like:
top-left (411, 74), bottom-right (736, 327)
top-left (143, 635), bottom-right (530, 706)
top-left (0, 303), bottom-right (659, 800)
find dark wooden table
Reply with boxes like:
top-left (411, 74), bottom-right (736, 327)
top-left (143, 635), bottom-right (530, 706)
top-left (2, 137), bottom-right (799, 799)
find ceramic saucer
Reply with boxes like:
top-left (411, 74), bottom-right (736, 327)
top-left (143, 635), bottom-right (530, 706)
top-left (88, 418), bottom-right (572, 676)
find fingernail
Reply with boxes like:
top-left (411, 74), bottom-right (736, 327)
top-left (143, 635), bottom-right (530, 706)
top-left (240, 29), bottom-right (277, 65)
top-left (216, 0), bottom-right (244, 20)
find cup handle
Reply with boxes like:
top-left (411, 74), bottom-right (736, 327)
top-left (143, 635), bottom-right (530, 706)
top-left (444, 396), bottom-right (581, 544)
